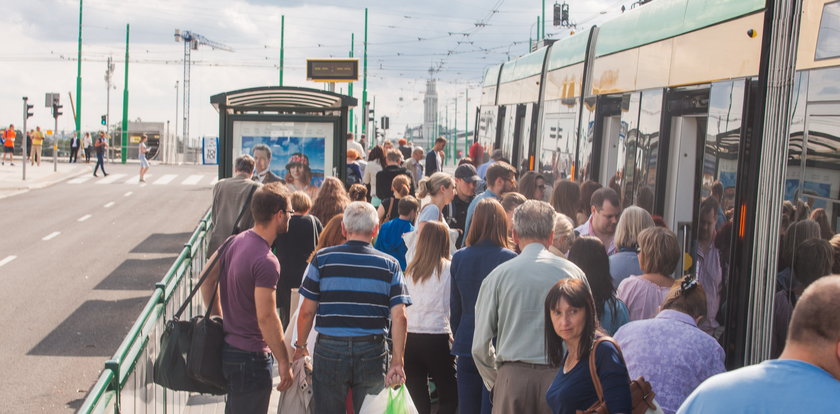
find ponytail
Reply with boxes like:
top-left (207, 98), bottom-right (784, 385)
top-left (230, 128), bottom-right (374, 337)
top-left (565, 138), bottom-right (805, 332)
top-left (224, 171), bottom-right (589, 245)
top-left (392, 175), bottom-right (411, 198)
top-left (417, 172), bottom-right (453, 199)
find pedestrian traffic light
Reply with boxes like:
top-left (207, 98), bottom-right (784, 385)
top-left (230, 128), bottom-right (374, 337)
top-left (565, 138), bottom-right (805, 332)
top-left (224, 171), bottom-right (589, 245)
top-left (26, 104), bottom-right (34, 119)
top-left (554, 2), bottom-right (570, 27)
top-left (381, 116), bottom-right (390, 130)
top-left (52, 103), bottom-right (63, 118)
top-left (101, 115), bottom-right (107, 125)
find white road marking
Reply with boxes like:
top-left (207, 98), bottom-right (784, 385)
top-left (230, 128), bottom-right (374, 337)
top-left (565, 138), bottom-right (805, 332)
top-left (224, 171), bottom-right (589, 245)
top-left (42, 232), bottom-right (61, 241)
top-left (0, 255), bottom-right (17, 267)
top-left (104, 201), bottom-right (115, 208)
top-left (96, 173), bottom-right (127, 184)
top-left (153, 174), bottom-right (177, 185)
top-left (78, 214), bottom-right (92, 222)
top-left (181, 174), bottom-right (204, 185)
top-left (125, 174), bottom-right (152, 184)
top-left (68, 175), bottom-right (94, 184)
top-left (124, 191), bottom-right (133, 197)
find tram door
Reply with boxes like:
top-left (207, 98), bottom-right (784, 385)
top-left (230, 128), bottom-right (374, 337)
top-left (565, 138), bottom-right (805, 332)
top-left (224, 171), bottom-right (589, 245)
top-left (663, 114), bottom-right (707, 275)
top-left (598, 115), bottom-right (622, 185)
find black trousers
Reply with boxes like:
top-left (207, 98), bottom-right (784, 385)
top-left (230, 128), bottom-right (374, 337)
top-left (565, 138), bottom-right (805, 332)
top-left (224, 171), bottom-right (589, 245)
top-left (94, 152), bottom-right (106, 175)
top-left (69, 146), bottom-right (79, 163)
top-left (405, 332), bottom-right (458, 414)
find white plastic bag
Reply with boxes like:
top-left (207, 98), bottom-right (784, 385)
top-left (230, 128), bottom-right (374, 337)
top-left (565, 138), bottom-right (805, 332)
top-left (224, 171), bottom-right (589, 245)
top-left (358, 385), bottom-right (419, 414)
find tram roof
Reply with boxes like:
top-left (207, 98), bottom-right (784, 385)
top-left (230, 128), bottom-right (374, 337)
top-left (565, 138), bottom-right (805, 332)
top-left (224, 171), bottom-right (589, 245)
top-left (499, 47), bottom-right (548, 84)
top-left (595, 0), bottom-right (765, 57)
top-left (210, 86), bottom-right (357, 113)
top-left (546, 28), bottom-right (591, 72)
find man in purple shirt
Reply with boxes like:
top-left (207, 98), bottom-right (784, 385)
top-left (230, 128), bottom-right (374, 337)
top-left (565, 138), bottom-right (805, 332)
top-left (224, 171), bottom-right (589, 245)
top-left (201, 182), bottom-right (295, 413)
top-left (614, 276), bottom-right (724, 414)
top-left (575, 187), bottom-right (620, 255)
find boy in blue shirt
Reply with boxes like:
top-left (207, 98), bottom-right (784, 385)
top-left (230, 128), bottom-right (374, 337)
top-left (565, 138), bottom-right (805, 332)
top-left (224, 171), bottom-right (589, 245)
top-left (374, 196), bottom-right (419, 270)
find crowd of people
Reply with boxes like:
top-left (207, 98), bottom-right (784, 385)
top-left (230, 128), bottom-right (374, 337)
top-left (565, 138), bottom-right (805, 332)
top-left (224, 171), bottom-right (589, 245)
top-left (201, 134), bottom-right (840, 414)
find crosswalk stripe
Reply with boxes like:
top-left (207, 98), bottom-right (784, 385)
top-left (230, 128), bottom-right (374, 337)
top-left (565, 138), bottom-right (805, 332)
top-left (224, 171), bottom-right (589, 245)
top-left (153, 174), bottom-right (177, 185)
top-left (0, 255), bottom-right (16, 267)
top-left (68, 175), bottom-right (94, 184)
top-left (181, 174), bottom-right (204, 185)
top-left (96, 173), bottom-right (128, 184)
top-left (125, 174), bottom-right (152, 184)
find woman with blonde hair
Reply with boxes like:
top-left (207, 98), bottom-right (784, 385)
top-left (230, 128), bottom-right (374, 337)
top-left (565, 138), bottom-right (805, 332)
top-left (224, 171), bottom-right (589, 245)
top-left (450, 198), bottom-right (517, 414)
top-left (403, 221), bottom-right (457, 414)
top-left (415, 172), bottom-right (456, 234)
top-left (378, 174), bottom-right (412, 223)
top-left (610, 206), bottom-right (655, 288)
top-left (309, 177), bottom-right (350, 228)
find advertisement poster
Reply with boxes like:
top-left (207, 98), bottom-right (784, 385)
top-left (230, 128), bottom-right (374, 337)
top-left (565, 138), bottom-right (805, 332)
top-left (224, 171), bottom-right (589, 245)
top-left (232, 121), bottom-right (334, 199)
top-left (203, 137), bottom-right (219, 165)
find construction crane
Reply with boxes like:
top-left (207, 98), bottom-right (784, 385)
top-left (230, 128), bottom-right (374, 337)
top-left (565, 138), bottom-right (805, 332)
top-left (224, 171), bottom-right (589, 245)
top-left (174, 29), bottom-right (233, 153)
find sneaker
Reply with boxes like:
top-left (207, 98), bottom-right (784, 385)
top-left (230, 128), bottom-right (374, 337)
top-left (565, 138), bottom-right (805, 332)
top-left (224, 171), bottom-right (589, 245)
top-left (139, 178), bottom-right (146, 183)
top-left (10, 163), bottom-right (14, 166)
top-left (94, 173), bottom-right (99, 177)
top-left (104, 173), bottom-right (109, 176)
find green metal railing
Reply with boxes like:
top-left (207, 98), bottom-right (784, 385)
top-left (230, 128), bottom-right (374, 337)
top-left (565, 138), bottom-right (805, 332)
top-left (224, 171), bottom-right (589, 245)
top-left (79, 210), bottom-right (213, 414)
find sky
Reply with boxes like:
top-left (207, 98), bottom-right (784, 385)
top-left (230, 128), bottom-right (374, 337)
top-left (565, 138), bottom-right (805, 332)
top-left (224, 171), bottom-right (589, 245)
top-left (2, 0), bottom-right (632, 144)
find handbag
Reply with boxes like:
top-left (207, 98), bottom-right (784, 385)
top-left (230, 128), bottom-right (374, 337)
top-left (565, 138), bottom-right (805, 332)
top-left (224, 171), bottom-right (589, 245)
top-left (577, 337), bottom-right (661, 414)
top-left (153, 238), bottom-right (233, 395)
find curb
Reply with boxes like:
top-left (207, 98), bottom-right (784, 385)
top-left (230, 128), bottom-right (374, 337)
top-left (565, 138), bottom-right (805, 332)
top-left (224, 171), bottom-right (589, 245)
top-left (0, 165), bottom-right (90, 193)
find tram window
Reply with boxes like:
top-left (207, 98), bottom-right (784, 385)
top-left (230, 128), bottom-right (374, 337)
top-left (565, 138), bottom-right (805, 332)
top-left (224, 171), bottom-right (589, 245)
top-left (579, 97), bottom-right (598, 181)
top-left (500, 106), bottom-right (517, 162)
top-left (618, 92), bottom-right (641, 209)
top-left (816, 1), bottom-right (840, 60)
top-left (634, 89), bottom-right (664, 215)
top-left (540, 114), bottom-right (577, 190)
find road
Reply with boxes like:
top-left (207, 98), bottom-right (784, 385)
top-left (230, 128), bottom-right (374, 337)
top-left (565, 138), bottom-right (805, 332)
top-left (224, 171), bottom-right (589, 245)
top-left (0, 163), bottom-right (218, 411)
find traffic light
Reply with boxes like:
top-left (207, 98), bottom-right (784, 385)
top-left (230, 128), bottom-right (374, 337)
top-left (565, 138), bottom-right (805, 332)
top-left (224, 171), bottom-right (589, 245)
top-left (52, 103), bottom-right (63, 118)
top-left (26, 103), bottom-right (34, 119)
top-left (381, 116), bottom-right (390, 130)
top-left (101, 115), bottom-right (107, 125)
top-left (554, 2), bottom-right (570, 27)
top-left (368, 109), bottom-right (375, 122)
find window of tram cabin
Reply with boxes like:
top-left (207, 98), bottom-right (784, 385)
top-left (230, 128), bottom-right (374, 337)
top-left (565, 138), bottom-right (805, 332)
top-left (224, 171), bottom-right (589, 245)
top-left (539, 107), bottom-right (578, 193)
top-left (617, 92), bottom-right (641, 209)
top-left (477, 107), bottom-right (499, 162)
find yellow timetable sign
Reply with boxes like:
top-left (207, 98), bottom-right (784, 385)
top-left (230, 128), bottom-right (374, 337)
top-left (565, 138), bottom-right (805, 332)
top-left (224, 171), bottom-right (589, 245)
top-left (306, 58), bottom-right (359, 82)
top-left (130, 135), bottom-right (142, 143)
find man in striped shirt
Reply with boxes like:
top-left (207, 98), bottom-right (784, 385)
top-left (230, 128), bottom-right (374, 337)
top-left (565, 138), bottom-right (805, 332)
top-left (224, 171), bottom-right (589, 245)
top-left (294, 201), bottom-right (412, 413)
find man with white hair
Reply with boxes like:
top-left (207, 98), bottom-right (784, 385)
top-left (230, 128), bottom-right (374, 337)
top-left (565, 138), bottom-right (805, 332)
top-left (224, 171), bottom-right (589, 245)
top-left (473, 200), bottom-right (586, 414)
top-left (294, 202), bottom-right (412, 413)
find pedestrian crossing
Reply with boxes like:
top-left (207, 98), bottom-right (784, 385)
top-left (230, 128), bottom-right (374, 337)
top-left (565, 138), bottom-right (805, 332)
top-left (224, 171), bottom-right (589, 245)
top-left (67, 173), bottom-right (218, 186)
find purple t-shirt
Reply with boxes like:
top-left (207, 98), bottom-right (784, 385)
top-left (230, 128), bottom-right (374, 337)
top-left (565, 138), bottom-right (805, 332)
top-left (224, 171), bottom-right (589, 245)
top-left (220, 230), bottom-right (280, 352)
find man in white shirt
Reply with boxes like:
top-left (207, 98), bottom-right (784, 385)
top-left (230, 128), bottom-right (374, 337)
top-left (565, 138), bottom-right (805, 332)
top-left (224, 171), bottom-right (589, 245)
top-left (347, 132), bottom-right (365, 158)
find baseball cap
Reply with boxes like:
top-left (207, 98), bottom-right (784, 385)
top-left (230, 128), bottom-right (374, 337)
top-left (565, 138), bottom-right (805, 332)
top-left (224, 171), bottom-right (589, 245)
top-left (455, 164), bottom-right (481, 183)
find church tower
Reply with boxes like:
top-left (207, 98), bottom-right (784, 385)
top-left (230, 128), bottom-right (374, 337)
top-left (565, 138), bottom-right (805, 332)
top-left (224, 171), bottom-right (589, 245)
top-left (422, 67), bottom-right (438, 146)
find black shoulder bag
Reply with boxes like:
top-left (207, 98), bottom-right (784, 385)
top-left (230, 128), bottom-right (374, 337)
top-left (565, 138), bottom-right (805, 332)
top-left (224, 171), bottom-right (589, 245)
top-left (153, 237), bottom-right (233, 395)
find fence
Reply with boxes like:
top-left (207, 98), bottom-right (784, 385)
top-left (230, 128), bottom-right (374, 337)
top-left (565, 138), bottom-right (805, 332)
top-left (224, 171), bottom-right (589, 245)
top-left (79, 210), bottom-right (213, 413)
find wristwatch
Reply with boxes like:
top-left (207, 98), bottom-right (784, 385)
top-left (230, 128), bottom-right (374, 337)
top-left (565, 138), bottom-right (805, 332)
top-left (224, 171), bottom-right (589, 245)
top-left (293, 342), bottom-right (306, 349)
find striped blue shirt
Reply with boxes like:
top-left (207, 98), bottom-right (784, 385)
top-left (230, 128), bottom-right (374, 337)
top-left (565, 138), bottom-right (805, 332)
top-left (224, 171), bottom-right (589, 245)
top-left (300, 240), bottom-right (412, 337)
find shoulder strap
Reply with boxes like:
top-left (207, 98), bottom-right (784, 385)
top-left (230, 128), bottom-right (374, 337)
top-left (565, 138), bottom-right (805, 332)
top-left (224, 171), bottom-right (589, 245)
top-left (232, 185), bottom-right (258, 234)
top-left (174, 236), bottom-right (234, 320)
top-left (587, 336), bottom-right (624, 405)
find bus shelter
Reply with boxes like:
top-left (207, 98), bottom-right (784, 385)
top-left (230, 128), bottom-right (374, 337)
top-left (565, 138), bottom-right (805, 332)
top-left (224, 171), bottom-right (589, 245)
top-left (210, 86), bottom-right (357, 190)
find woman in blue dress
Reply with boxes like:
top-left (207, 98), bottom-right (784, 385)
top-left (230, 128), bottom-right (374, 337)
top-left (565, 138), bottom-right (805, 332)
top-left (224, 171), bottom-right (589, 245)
top-left (544, 278), bottom-right (632, 414)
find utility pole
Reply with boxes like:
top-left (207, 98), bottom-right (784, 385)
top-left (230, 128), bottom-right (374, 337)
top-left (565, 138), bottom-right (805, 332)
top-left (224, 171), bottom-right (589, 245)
top-left (349, 33), bottom-right (354, 132)
top-left (75, 0), bottom-right (83, 148)
top-left (121, 24), bottom-right (129, 164)
top-left (362, 8), bottom-right (368, 136)
top-left (465, 88), bottom-right (469, 158)
top-left (542, 0), bottom-right (546, 40)
top-left (454, 96), bottom-right (458, 165)
top-left (174, 80), bottom-right (179, 163)
top-left (105, 56), bottom-right (114, 162)
top-left (51, 95), bottom-right (63, 172)
top-left (279, 15), bottom-right (284, 86)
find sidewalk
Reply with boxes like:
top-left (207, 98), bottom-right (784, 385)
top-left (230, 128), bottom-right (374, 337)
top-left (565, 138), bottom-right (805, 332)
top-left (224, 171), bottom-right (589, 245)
top-left (0, 155), bottom-right (91, 199)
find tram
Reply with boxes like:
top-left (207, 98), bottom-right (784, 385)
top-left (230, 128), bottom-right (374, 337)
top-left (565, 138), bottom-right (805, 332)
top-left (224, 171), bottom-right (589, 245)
top-left (476, 0), bottom-right (840, 368)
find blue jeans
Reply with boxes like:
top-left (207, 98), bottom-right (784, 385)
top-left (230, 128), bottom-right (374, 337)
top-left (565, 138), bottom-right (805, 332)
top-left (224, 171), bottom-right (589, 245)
top-left (312, 336), bottom-right (388, 413)
top-left (93, 152), bottom-right (106, 175)
top-left (456, 355), bottom-right (492, 414)
top-left (221, 343), bottom-right (274, 414)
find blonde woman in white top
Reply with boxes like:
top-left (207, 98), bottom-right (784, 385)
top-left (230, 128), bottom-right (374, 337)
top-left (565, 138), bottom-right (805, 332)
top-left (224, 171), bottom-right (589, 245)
top-left (403, 220), bottom-right (457, 414)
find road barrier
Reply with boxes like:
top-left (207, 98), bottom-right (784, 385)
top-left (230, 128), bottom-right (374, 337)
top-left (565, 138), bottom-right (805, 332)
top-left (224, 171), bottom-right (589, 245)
top-left (79, 210), bottom-right (213, 413)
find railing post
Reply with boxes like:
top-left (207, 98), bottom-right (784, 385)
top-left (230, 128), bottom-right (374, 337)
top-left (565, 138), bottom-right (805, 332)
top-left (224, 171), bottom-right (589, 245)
top-left (104, 359), bottom-right (120, 413)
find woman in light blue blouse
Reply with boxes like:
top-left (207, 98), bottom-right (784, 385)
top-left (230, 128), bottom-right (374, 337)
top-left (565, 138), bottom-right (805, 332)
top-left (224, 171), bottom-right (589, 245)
top-left (568, 237), bottom-right (630, 335)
